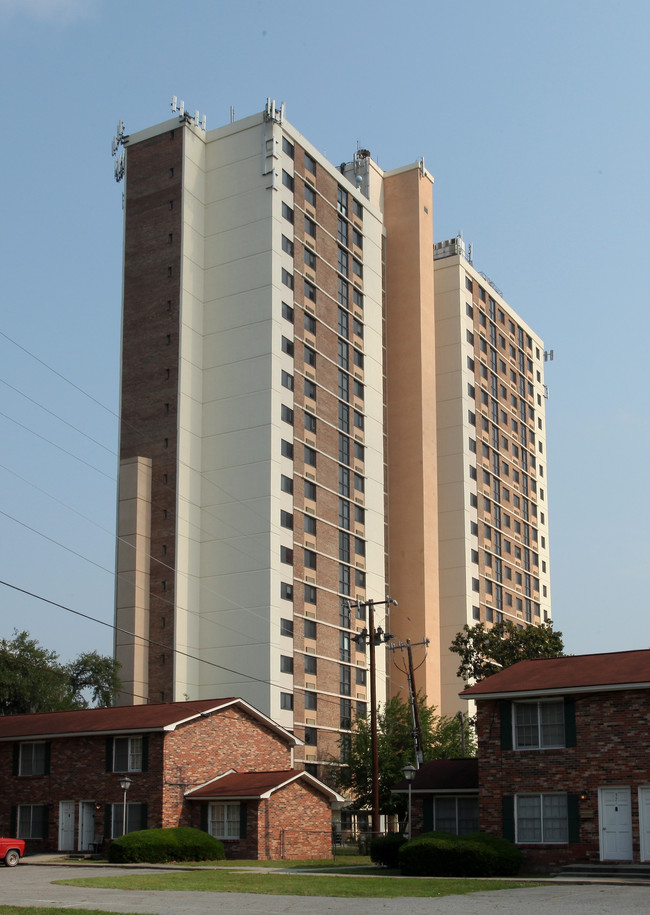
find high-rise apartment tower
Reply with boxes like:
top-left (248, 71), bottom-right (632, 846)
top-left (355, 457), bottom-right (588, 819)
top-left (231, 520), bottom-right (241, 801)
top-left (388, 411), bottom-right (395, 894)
top-left (114, 100), bottom-right (551, 776)
top-left (432, 237), bottom-right (551, 708)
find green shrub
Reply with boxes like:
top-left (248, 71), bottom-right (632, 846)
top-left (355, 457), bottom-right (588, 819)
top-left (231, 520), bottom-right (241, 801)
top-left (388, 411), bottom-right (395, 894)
top-left (408, 830), bottom-right (457, 843)
top-left (369, 834), bottom-right (407, 868)
top-left (461, 832), bottom-right (523, 876)
top-left (108, 826), bottom-right (225, 864)
top-left (399, 832), bottom-right (522, 877)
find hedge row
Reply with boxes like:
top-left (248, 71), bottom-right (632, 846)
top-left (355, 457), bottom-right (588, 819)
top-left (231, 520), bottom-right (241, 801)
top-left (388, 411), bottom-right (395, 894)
top-left (108, 826), bottom-right (225, 863)
top-left (369, 834), bottom-right (407, 868)
top-left (399, 831), bottom-right (523, 877)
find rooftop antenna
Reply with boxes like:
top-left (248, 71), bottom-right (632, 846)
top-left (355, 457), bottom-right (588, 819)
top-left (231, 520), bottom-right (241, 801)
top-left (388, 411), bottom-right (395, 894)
top-left (111, 120), bottom-right (126, 183)
top-left (171, 95), bottom-right (206, 130)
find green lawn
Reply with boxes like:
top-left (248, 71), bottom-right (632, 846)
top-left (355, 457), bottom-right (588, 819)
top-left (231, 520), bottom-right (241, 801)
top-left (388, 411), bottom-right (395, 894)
top-left (0, 910), bottom-right (145, 915)
top-left (52, 855), bottom-right (371, 869)
top-left (183, 855), bottom-right (372, 868)
top-left (58, 870), bottom-right (543, 898)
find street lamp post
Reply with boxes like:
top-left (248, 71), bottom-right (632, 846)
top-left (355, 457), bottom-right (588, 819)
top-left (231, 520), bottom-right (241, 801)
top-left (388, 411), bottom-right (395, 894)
top-left (456, 710), bottom-right (466, 758)
top-left (119, 776), bottom-right (132, 837)
top-left (402, 764), bottom-right (416, 841)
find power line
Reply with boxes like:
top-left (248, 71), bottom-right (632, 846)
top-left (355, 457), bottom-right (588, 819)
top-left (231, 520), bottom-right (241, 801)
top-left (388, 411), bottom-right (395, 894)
top-left (0, 579), bottom-right (270, 690)
top-left (0, 578), bottom-right (387, 723)
top-left (0, 322), bottom-right (387, 734)
top-left (0, 365), bottom-right (369, 660)
top-left (0, 329), bottom-right (117, 418)
top-left (0, 376), bottom-right (115, 456)
top-left (0, 409), bottom-right (115, 481)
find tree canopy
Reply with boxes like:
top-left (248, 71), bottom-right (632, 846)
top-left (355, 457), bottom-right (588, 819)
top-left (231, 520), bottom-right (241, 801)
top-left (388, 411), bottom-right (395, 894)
top-left (449, 620), bottom-right (564, 684)
top-left (336, 694), bottom-right (475, 817)
top-left (0, 630), bottom-right (121, 715)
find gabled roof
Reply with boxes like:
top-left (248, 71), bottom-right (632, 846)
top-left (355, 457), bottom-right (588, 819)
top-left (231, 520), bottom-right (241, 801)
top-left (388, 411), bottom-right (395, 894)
top-left (185, 769), bottom-right (345, 803)
top-left (461, 649), bottom-right (650, 700)
top-left (0, 697), bottom-right (300, 746)
top-left (392, 758), bottom-right (478, 795)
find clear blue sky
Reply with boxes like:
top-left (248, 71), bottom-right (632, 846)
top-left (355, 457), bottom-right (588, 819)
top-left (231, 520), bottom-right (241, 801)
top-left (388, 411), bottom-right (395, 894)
top-left (1, 0), bottom-right (648, 669)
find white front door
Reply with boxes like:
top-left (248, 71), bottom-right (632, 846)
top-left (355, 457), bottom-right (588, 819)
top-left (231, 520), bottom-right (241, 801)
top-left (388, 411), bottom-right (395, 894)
top-left (78, 801), bottom-right (96, 852)
top-left (639, 787), bottom-right (650, 862)
top-left (599, 787), bottom-right (633, 861)
top-left (58, 801), bottom-right (75, 851)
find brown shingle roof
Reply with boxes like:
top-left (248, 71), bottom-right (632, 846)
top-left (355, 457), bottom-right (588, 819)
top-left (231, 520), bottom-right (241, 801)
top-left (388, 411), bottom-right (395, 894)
top-left (392, 758), bottom-right (478, 794)
top-left (186, 770), bottom-right (302, 799)
top-left (0, 697), bottom-right (297, 744)
top-left (185, 769), bottom-right (345, 802)
top-left (461, 649), bottom-right (650, 699)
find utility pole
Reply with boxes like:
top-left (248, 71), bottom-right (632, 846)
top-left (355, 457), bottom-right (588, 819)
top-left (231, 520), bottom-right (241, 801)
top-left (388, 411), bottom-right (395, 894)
top-left (351, 595), bottom-right (397, 839)
top-left (387, 638), bottom-right (430, 769)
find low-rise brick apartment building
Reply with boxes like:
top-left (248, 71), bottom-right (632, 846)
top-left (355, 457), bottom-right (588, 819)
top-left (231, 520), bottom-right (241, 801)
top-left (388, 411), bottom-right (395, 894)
top-left (462, 649), bottom-right (650, 870)
top-left (0, 697), bottom-right (342, 859)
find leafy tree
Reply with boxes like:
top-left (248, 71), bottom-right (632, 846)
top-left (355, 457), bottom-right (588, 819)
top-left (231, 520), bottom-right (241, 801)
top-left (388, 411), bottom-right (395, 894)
top-left (337, 694), bottom-right (475, 818)
top-left (0, 630), bottom-right (121, 715)
top-left (67, 650), bottom-right (122, 708)
top-left (450, 620), bottom-right (564, 684)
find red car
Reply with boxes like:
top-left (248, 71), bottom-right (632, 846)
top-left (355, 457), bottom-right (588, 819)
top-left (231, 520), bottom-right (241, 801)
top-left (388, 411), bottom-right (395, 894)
top-left (0, 838), bottom-right (25, 867)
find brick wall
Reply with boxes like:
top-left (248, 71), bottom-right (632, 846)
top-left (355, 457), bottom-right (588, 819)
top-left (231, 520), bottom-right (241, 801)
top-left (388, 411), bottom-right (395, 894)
top-left (255, 780), bottom-right (332, 859)
top-left (120, 126), bottom-right (184, 702)
top-left (0, 732), bottom-right (165, 853)
top-left (0, 704), bottom-right (300, 855)
top-left (162, 706), bottom-right (293, 826)
top-left (185, 781), bottom-right (332, 860)
top-left (289, 140), bottom-right (370, 777)
top-left (477, 689), bottom-right (650, 870)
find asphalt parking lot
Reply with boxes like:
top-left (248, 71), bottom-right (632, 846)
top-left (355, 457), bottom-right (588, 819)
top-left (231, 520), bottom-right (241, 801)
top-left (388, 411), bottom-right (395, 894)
top-left (1, 864), bottom-right (650, 914)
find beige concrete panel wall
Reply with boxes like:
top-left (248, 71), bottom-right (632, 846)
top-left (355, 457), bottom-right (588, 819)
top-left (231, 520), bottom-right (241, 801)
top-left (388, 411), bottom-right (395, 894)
top-left (194, 117), bottom-right (276, 712)
top-left (114, 456), bottom-right (152, 706)
top-left (433, 257), bottom-right (479, 712)
top-left (175, 127), bottom-right (207, 700)
top-left (383, 165), bottom-right (441, 708)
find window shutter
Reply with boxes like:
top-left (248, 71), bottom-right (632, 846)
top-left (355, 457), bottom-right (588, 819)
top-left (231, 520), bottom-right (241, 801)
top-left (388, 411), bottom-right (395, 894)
top-left (239, 802), bottom-right (247, 839)
top-left (422, 798), bottom-right (433, 833)
top-left (44, 742), bottom-right (51, 775)
top-left (567, 794), bottom-right (580, 843)
top-left (104, 804), bottom-right (112, 841)
top-left (42, 805), bottom-right (50, 839)
top-left (12, 743), bottom-right (19, 776)
top-left (200, 804), bottom-right (209, 833)
top-left (10, 805), bottom-right (17, 836)
top-left (502, 795), bottom-right (515, 842)
top-left (138, 803), bottom-right (148, 831)
top-left (564, 698), bottom-right (577, 747)
top-left (141, 735), bottom-right (149, 771)
top-left (500, 701), bottom-right (513, 750)
top-left (106, 738), bottom-right (113, 772)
